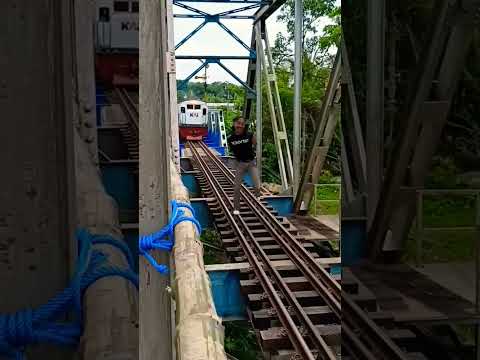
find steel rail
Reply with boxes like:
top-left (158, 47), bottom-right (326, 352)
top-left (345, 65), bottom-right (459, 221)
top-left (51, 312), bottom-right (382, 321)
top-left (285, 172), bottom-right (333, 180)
top-left (115, 87), bottom-right (139, 131)
top-left (197, 141), bottom-right (341, 300)
top-left (188, 142), bottom-right (335, 360)
top-left (197, 141), bottom-right (410, 360)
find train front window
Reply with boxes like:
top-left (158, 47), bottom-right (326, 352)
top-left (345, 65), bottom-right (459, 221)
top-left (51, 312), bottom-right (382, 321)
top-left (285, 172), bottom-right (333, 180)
top-left (131, 2), bottom-right (139, 13)
top-left (194, 105), bottom-right (201, 110)
top-left (180, 107), bottom-right (185, 113)
top-left (187, 104), bottom-right (193, 109)
top-left (202, 108), bottom-right (207, 115)
top-left (113, 1), bottom-right (129, 12)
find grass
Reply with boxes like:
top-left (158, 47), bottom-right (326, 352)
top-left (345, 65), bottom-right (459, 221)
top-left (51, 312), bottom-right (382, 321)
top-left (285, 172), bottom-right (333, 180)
top-left (453, 324), bottom-right (476, 346)
top-left (309, 184), bottom-right (340, 215)
top-left (403, 195), bottom-right (477, 263)
top-left (422, 196), bottom-right (477, 227)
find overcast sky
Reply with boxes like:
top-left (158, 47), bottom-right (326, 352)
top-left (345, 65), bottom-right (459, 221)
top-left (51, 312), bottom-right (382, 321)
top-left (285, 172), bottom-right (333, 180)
top-left (173, 2), bottom-right (333, 84)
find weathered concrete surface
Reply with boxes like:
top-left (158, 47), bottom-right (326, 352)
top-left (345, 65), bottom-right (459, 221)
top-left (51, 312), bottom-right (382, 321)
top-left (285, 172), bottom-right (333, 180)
top-left (73, 0), bottom-right (98, 164)
top-left (139, 0), bottom-right (173, 358)
top-left (75, 129), bottom-right (138, 359)
top-left (170, 161), bottom-right (227, 360)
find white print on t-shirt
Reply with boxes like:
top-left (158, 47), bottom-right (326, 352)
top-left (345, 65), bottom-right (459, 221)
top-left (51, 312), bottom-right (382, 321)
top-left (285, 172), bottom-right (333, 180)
top-left (230, 138), bottom-right (250, 145)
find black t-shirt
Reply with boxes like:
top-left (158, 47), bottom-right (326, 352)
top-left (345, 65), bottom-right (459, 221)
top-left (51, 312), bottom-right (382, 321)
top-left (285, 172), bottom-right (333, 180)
top-left (228, 131), bottom-right (255, 162)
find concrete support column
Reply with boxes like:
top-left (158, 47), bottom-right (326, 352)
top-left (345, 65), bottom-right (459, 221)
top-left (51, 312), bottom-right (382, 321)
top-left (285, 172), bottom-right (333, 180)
top-left (139, 0), bottom-right (173, 358)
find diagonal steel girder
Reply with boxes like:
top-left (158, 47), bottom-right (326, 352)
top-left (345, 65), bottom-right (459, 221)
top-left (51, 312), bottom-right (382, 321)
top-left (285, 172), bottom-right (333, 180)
top-left (173, 2), bottom-right (257, 56)
top-left (293, 48), bottom-right (341, 213)
top-left (368, 0), bottom-right (479, 259)
top-left (177, 56), bottom-right (256, 95)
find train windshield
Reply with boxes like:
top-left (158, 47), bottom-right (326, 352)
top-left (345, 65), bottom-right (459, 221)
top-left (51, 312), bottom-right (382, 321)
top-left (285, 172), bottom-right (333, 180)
top-left (194, 105), bottom-right (201, 109)
top-left (113, 1), bottom-right (129, 12)
top-left (187, 104), bottom-right (194, 109)
top-left (131, 2), bottom-right (139, 12)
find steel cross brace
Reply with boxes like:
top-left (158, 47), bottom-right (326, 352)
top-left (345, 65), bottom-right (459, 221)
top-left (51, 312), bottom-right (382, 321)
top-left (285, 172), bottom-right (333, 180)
top-left (174, 2), bottom-right (257, 57)
top-left (369, 0), bottom-right (480, 259)
top-left (175, 0), bottom-right (270, 3)
top-left (177, 57), bottom-right (256, 95)
top-left (174, 2), bottom-right (260, 19)
top-left (294, 48), bottom-right (341, 213)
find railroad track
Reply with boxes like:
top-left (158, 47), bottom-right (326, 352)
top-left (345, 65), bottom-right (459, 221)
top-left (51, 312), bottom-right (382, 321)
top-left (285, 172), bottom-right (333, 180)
top-left (188, 141), bottom-right (428, 360)
top-left (115, 87), bottom-right (138, 160)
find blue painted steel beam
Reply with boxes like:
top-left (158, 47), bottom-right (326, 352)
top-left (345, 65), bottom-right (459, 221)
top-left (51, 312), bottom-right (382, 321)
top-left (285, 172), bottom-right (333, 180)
top-left (173, 4), bottom-right (256, 55)
top-left (216, 3), bottom-right (261, 15)
top-left (175, 21), bottom-right (208, 50)
top-left (176, 55), bottom-right (254, 60)
top-left (217, 21), bottom-right (255, 56)
top-left (216, 61), bottom-right (255, 94)
top-left (176, 0), bottom-right (269, 3)
top-left (178, 61), bottom-right (208, 90)
top-left (174, 1), bottom-right (209, 15)
top-left (177, 57), bottom-right (256, 95)
top-left (175, 14), bottom-right (255, 19)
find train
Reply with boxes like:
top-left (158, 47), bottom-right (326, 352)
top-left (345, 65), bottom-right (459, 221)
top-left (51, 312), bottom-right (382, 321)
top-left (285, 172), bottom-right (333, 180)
top-left (95, 0), bottom-right (139, 86)
top-left (178, 100), bottom-right (209, 141)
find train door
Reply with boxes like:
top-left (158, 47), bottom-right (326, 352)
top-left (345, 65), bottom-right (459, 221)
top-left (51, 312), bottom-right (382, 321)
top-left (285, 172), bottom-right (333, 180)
top-left (97, 5), bottom-right (112, 49)
top-left (209, 111), bottom-right (218, 133)
top-left (179, 104), bottom-right (187, 125)
top-left (201, 105), bottom-right (208, 126)
top-left (218, 110), bottom-right (228, 148)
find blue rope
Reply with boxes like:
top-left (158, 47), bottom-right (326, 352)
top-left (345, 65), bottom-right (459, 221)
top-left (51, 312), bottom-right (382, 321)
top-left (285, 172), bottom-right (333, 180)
top-left (139, 200), bottom-right (201, 274)
top-left (0, 229), bottom-right (138, 360)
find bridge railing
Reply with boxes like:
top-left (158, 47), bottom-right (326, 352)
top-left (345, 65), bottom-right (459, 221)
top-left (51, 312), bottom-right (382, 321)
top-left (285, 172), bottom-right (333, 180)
top-left (169, 161), bottom-right (227, 359)
top-left (311, 183), bottom-right (341, 216)
top-left (412, 188), bottom-right (480, 346)
top-left (413, 188), bottom-right (480, 267)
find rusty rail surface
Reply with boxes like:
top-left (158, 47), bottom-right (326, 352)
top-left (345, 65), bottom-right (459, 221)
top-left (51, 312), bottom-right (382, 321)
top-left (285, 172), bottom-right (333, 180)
top-left (116, 87), bottom-right (139, 131)
top-left (188, 141), bottom-right (413, 359)
top-left (115, 87), bottom-right (139, 160)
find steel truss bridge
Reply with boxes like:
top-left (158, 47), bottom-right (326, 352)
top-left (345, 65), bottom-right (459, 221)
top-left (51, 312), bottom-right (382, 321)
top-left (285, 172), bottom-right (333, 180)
top-left (147, 0), bottom-right (480, 359)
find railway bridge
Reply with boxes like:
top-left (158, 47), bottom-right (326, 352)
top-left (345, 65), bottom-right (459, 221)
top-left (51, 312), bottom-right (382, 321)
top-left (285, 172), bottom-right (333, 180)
top-left (142, 0), bottom-right (479, 359)
top-left (1, 0), bottom-right (478, 359)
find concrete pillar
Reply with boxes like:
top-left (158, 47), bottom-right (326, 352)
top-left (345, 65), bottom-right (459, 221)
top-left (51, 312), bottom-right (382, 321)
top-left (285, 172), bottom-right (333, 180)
top-left (139, 0), bottom-right (174, 358)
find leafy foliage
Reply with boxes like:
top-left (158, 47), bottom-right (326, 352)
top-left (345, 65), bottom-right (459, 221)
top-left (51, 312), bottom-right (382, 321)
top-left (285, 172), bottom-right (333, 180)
top-left (224, 322), bottom-right (261, 360)
top-left (200, 229), bottom-right (226, 265)
top-left (177, 1), bottom-right (342, 186)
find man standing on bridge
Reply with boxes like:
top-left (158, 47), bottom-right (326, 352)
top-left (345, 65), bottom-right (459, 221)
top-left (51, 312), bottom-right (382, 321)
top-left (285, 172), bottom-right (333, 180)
top-left (228, 116), bottom-right (261, 215)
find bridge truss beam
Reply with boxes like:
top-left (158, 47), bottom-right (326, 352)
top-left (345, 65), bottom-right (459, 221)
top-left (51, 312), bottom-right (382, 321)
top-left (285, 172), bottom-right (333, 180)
top-left (294, 49), bottom-right (341, 212)
top-left (369, 0), bottom-right (479, 259)
top-left (342, 0), bottom-right (480, 262)
top-left (175, 0), bottom-right (294, 191)
top-left (173, 0), bottom-right (259, 96)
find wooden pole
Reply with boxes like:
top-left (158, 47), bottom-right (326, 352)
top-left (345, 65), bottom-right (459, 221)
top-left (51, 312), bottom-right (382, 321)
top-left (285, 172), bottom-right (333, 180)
top-left (69, 1), bottom-right (138, 356)
top-left (75, 129), bottom-right (139, 359)
top-left (139, 0), bottom-right (174, 358)
top-left (169, 161), bottom-right (227, 360)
